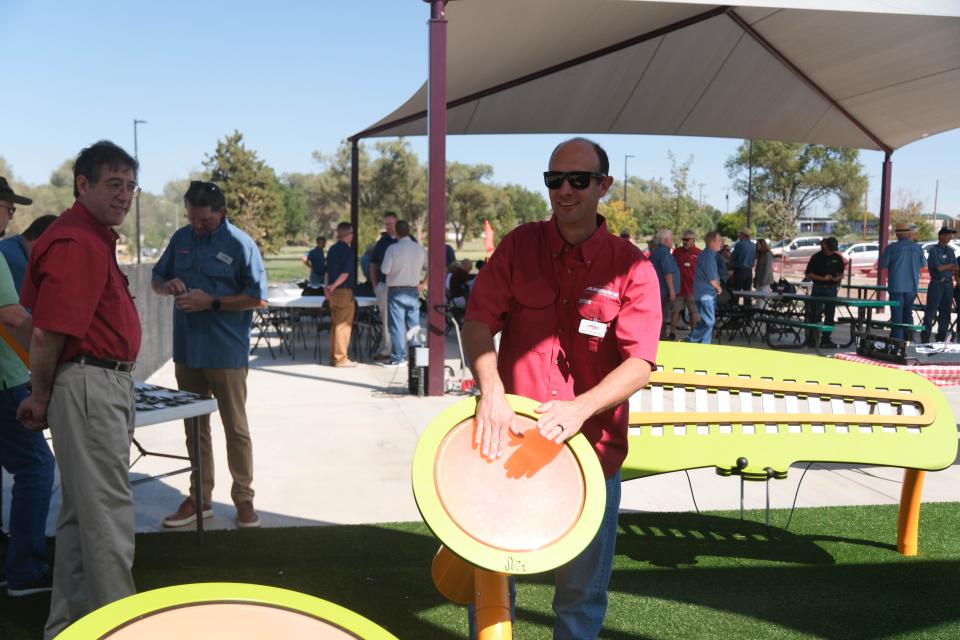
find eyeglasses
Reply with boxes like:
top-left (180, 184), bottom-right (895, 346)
top-left (0, 204), bottom-right (15, 216)
top-left (103, 179), bottom-right (140, 195)
top-left (682, 237), bottom-right (694, 242)
top-left (543, 171), bottom-right (606, 190)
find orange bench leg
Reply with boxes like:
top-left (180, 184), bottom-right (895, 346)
top-left (475, 568), bottom-right (511, 640)
top-left (896, 469), bottom-right (925, 556)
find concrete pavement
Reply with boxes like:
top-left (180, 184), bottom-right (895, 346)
top-left (5, 325), bottom-right (960, 537)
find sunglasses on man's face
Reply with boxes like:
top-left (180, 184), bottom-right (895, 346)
top-left (543, 171), bottom-right (606, 191)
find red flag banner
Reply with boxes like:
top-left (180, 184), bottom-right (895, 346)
top-left (484, 219), bottom-right (495, 257)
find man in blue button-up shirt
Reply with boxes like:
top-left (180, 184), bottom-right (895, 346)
top-left (649, 229), bottom-right (679, 339)
top-left (731, 228), bottom-right (756, 304)
top-left (878, 223), bottom-right (925, 340)
top-left (687, 231), bottom-right (723, 344)
top-left (152, 181), bottom-right (268, 530)
top-left (922, 227), bottom-right (957, 342)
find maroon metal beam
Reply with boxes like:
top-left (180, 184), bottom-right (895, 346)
top-left (877, 151), bottom-right (893, 287)
top-left (725, 9), bottom-right (892, 154)
top-left (426, 0), bottom-right (447, 396)
top-left (352, 5), bottom-right (730, 140)
top-left (350, 138), bottom-right (360, 278)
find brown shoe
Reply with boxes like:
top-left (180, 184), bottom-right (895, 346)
top-left (334, 359), bottom-right (358, 368)
top-left (373, 354), bottom-right (392, 362)
top-left (163, 498), bottom-right (212, 528)
top-left (236, 501), bottom-right (261, 528)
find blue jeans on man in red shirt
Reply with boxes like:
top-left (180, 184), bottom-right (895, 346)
top-left (468, 473), bottom-right (622, 639)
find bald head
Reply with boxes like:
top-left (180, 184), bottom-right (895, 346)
top-left (549, 137), bottom-right (609, 175)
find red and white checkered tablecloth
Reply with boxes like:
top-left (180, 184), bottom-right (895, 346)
top-left (834, 352), bottom-right (960, 387)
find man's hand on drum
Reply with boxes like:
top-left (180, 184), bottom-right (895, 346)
top-left (534, 398), bottom-right (591, 444)
top-left (474, 386), bottom-right (517, 460)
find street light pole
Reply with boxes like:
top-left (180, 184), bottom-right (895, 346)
top-left (623, 154), bottom-right (634, 204)
top-left (932, 178), bottom-right (940, 229)
top-left (133, 118), bottom-right (147, 264)
top-left (746, 139), bottom-right (754, 229)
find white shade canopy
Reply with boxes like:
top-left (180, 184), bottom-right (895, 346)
top-left (356, 0), bottom-right (960, 152)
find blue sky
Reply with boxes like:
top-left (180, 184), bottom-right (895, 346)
top-left (3, 0), bottom-right (957, 217)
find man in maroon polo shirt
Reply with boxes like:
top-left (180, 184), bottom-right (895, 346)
top-left (463, 138), bottom-right (660, 639)
top-left (17, 141), bottom-right (142, 640)
top-left (672, 229), bottom-right (701, 335)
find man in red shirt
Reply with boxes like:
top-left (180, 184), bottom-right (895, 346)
top-left (672, 230), bottom-right (701, 335)
top-left (463, 138), bottom-right (660, 639)
top-left (17, 141), bottom-right (142, 640)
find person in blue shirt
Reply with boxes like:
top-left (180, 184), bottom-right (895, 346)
top-left (302, 235), bottom-right (326, 287)
top-left (921, 227), bottom-right (957, 342)
top-left (687, 231), bottom-right (723, 344)
top-left (716, 244), bottom-right (730, 288)
top-left (0, 214), bottom-right (58, 294)
top-left (649, 229), bottom-right (680, 340)
top-left (152, 180), bottom-right (268, 530)
top-left (324, 222), bottom-right (358, 368)
top-left (369, 212), bottom-right (398, 362)
top-left (731, 228), bottom-right (756, 305)
top-left (878, 222), bottom-right (925, 340)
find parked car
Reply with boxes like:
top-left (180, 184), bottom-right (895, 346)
top-left (921, 239), bottom-right (960, 256)
top-left (769, 236), bottom-right (823, 260)
top-left (841, 242), bottom-right (879, 267)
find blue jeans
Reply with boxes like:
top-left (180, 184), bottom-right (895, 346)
top-left (0, 384), bottom-right (55, 585)
top-left (923, 281), bottom-right (954, 340)
top-left (890, 292), bottom-right (915, 340)
top-left (469, 472), bottom-right (622, 639)
top-left (687, 294), bottom-right (716, 344)
top-left (387, 287), bottom-right (421, 364)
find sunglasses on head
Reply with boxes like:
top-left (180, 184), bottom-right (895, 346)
top-left (543, 171), bottom-right (606, 190)
top-left (187, 180), bottom-right (221, 195)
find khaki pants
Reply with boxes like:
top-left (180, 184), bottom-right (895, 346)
top-left (374, 281), bottom-right (391, 356)
top-left (175, 364), bottom-right (254, 506)
top-left (329, 288), bottom-right (355, 365)
top-left (44, 363), bottom-right (135, 640)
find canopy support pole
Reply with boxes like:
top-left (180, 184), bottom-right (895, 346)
top-left (877, 151), bottom-right (892, 287)
top-left (427, 0), bottom-right (448, 396)
top-left (350, 138), bottom-right (360, 279)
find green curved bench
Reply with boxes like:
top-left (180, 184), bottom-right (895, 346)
top-left (624, 341), bottom-right (958, 555)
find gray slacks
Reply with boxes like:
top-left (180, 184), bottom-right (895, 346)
top-left (44, 362), bottom-right (136, 640)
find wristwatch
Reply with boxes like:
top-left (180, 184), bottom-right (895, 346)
top-left (211, 297), bottom-right (222, 311)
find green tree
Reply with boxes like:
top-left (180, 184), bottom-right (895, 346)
top-left (204, 131), bottom-right (285, 253)
top-left (725, 141), bottom-right (867, 225)
top-left (598, 200), bottom-right (639, 240)
top-left (499, 183), bottom-right (548, 226)
top-left (891, 190), bottom-right (933, 240)
top-left (368, 140), bottom-right (427, 242)
top-left (280, 182), bottom-right (308, 244)
top-left (716, 212), bottom-right (747, 241)
top-left (446, 162), bottom-right (494, 249)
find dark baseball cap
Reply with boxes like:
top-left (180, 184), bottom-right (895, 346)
top-left (938, 227), bottom-right (956, 236)
top-left (0, 177), bottom-right (32, 205)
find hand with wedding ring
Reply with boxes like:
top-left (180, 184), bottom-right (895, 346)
top-left (534, 398), bottom-right (591, 444)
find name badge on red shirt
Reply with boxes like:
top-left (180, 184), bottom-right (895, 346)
top-left (579, 318), bottom-right (607, 338)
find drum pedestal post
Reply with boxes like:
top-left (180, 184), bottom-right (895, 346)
top-left (475, 568), bottom-right (511, 640)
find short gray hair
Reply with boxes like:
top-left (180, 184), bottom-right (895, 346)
top-left (654, 229), bottom-right (673, 245)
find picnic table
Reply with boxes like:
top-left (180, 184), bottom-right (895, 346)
top-left (728, 291), bottom-right (900, 354)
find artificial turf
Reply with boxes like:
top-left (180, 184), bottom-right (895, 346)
top-left (2, 502), bottom-right (959, 639)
